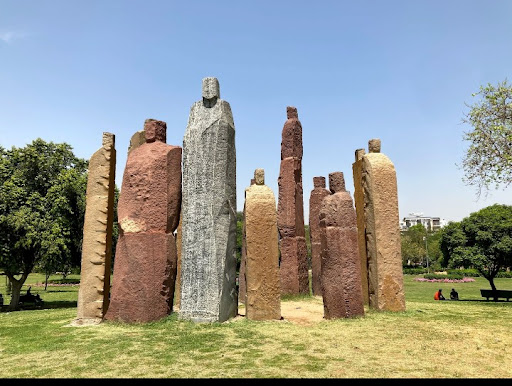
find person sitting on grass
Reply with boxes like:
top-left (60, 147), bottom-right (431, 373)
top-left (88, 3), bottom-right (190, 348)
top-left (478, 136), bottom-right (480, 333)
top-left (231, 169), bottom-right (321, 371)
top-left (450, 288), bottom-right (459, 300)
top-left (434, 289), bottom-right (445, 300)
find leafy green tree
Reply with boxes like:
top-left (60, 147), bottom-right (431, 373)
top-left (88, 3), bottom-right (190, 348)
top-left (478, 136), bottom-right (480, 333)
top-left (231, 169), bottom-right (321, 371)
top-left (440, 204), bottom-right (512, 290)
top-left (461, 79), bottom-right (512, 197)
top-left (401, 224), bottom-right (442, 270)
top-left (0, 139), bottom-right (88, 309)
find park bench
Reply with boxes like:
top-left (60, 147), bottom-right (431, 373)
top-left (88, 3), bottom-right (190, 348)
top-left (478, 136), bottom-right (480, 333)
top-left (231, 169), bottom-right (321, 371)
top-left (480, 289), bottom-right (512, 301)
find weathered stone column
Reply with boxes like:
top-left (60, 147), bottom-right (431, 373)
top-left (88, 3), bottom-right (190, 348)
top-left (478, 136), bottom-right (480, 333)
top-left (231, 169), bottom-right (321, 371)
top-left (128, 130), bottom-right (145, 154)
top-left (174, 211), bottom-right (183, 310)
top-left (74, 132), bottom-right (116, 324)
top-left (104, 119), bottom-right (182, 323)
top-left (277, 106), bottom-right (309, 295)
top-left (245, 169), bottom-right (281, 320)
top-left (180, 77), bottom-right (238, 323)
top-left (362, 139), bottom-right (405, 312)
top-left (352, 148), bottom-right (369, 305)
top-left (308, 176), bottom-right (330, 296)
top-left (319, 172), bottom-right (364, 319)
top-left (238, 178), bottom-right (255, 305)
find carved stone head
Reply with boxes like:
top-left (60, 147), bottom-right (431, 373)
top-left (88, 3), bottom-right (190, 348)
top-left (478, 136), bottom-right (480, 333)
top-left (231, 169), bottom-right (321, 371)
top-left (329, 172), bottom-right (345, 193)
top-left (286, 106), bottom-right (298, 119)
top-left (144, 119), bottom-right (166, 143)
top-left (355, 148), bottom-right (365, 161)
top-left (313, 176), bottom-right (326, 188)
top-left (254, 168), bottom-right (265, 185)
top-left (202, 77), bottom-right (220, 108)
top-left (368, 139), bottom-right (381, 153)
top-left (102, 132), bottom-right (115, 148)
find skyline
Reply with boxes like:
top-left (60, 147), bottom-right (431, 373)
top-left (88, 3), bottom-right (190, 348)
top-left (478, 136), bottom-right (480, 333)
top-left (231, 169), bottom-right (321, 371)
top-left (1, 1), bottom-right (511, 224)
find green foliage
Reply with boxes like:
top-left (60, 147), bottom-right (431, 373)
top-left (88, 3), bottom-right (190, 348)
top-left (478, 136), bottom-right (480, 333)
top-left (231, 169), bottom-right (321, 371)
top-left (0, 139), bottom-right (88, 308)
top-left (440, 204), bottom-right (512, 290)
top-left (461, 79), bottom-right (512, 197)
top-left (401, 224), bottom-right (442, 269)
top-left (402, 267), bottom-right (429, 275)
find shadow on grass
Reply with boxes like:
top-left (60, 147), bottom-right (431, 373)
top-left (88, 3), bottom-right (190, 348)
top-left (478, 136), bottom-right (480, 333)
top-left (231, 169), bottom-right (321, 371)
top-left (0, 300), bottom-right (77, 312)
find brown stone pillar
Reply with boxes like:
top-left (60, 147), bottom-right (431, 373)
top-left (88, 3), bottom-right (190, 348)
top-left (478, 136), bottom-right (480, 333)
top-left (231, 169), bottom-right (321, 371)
top-left (352, 148), bottom-right (369, 305)
top-left (245, 169), bottom-right (281, 320)
top-left (308, 176), bottom-right (330, 296)
top-left (75, 132), bottom-right (116, 324)
top-left (104, 119), bottom-right (182, 323)
top-left (319, 172), bottom-right (364, 319)
top-left (362, 139), bottom-right (405, 312)
top-left (277, 106), bottom-right (309, 295)
top-left (238, 178), bottom-right (255, 305)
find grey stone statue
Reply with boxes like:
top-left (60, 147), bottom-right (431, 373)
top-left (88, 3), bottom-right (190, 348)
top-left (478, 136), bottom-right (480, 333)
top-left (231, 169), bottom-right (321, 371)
top-left (179, 77), bottom-right (238, 323)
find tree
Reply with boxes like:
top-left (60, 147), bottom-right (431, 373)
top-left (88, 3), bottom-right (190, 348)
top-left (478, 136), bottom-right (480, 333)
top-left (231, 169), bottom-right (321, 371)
top-left (440, 204), bottom-right (512, 291)
top-left (0, 139), bottom-right (88, 309)
top-left (461, 79), bottom-right (512, 197)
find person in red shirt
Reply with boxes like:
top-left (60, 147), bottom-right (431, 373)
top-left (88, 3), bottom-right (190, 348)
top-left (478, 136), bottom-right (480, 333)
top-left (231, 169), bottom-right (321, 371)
top-left (434, 289), bottom-right (445, 300)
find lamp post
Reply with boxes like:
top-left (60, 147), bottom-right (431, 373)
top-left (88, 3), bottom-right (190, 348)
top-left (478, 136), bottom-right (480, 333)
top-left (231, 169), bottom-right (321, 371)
top-left (423, 229), bottom-right (430, 273)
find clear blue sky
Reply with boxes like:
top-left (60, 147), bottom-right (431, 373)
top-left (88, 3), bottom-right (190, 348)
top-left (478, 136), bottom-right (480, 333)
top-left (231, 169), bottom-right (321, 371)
top-left (1, 0), bottom-right (511, 223)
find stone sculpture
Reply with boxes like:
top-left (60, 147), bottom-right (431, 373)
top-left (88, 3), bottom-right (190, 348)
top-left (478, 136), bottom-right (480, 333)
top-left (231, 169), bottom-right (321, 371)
top-left (174, 212), bottom-right (183, 310)
top-left (238, 178), bottom-right (255, 305)
top-left (128, 129), bottom-right (145, 154)
top-left (244, 169), bottom-right (281, 320)
top-left (362, 139), bottom-right (405, 312)
top-left (352, 148), bottom-right (369, 305)
top-left (180, 77), bottom-right (238, 323)
top-left (74, 132), bottom-right (116, 324)
top-left (319, 172), bottom-right (365, 319)
top-left (308, 176), bottom-right (330, 296)
top-left (277, 107), bottom-right (309, 295)
top-left (104, 119), bottom-right (182, 323)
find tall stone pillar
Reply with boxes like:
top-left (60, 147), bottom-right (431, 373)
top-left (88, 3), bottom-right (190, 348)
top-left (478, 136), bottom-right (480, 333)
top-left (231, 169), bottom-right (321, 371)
top-left (174, 212), bottom-right (183, 310)
top-left (319, 172), bottom-right (364, 319)
top-left (128, 130), bottom-right (145, 154)
top-left (75, 132), bottom-right (116, 324)
top-left (180, 77), bottom-right (238, 323)
top-left (238, 178), bottom-right (255, 305)
top-left (362, 139), bottom-right (405, 312)
top-left (245, 169), bottom-right (281, 320)
top-left (352, 148), bottom-right (369, 305)
top-left (104, 119), bottom-right (182, 323)
top-left (277, 106), bottom-right (309, 295)
top-left (308, 176), bottom-right (330, 296)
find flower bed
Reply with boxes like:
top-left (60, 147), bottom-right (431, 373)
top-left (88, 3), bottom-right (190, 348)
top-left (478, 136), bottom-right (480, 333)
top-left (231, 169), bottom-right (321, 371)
top-left (414, 277), bottom-right (475, 283)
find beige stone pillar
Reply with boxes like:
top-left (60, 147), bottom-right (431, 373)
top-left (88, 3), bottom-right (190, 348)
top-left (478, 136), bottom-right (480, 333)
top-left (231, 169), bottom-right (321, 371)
top-left (362, 139), bottom-right (405, 312)
top-left (352, 148), bottom-right (369, 305)
top-left (245, 169), bottom-right (281, 320)
top-left (74, 132), bottom-right (116, 324)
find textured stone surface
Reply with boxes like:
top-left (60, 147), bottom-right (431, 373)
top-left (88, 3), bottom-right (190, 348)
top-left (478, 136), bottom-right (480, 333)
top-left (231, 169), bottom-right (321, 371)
top-left (352, 148), bottom-right (369, 305)
top-left (128, 130), bottom-right (145, 154)
top-left (245, 169), bottom-right (281, 320)
top-left (308, 176), bottom-right (330, 296)
top-left (174, 211), bottom-right (183, 310)
top-left (277, 107), bottom-right (308, 295)
top-left (238, 178), bottom-right (255, 305)
top-left (75, 132), bottom-right (116, 323)
top-left (104, 119), bottom-right (182, 323)
top-left (319, 172), bottom-right (364, 319)
top-left (180, 77), bottom-right (238, 323)
top-left (362, 139), bottom-right (405, 312)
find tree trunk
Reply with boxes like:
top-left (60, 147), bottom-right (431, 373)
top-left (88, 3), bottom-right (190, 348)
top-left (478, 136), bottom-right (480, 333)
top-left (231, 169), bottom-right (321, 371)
top-left (7, 272), bottom-right (30, 310)
top-left (488, 276), bottom-right (498, 301)
top-left (45, 271), bottom-right (50, 291)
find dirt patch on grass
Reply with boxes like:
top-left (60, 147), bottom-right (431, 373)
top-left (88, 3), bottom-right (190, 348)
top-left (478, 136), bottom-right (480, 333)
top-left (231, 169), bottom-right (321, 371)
top-left (237, 296), bottom-right (325, 326)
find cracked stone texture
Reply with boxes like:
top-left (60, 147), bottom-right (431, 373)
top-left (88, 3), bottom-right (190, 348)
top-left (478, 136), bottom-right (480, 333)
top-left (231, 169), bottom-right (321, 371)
top-left (277, 107), bottom-right (308, 295)
top-left (238, 178), bottom-right (255, 305)
top-left (76, 132), bottom-right (116, 322)
top-left (319, 172), bottom-right (364, 319)
top-left (352, 148), bottom-right (369, 305)
top-left (308, 176), bottom-right (330, 296)
top-left (179, 77), bottom-right (238, 323)
top-left (244, 170), bottom-right (281, 320)
top-left (104, 119), bottom-right (182, 323)
top-left (362, 139), bottom-right (405, 312)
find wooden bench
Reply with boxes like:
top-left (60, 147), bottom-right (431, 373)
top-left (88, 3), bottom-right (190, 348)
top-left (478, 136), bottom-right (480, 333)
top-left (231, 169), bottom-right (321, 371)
top-left (480, 289), bottom-right (512, 301)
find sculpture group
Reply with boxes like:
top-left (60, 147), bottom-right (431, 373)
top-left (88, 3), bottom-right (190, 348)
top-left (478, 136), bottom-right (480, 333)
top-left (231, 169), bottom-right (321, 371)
top-left (74, 77), bottom-right (405, 326)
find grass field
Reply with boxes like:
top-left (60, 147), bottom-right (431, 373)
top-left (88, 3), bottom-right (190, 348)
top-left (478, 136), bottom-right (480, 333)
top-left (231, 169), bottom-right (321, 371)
top-left (0, 273), bottom-right (511, 378)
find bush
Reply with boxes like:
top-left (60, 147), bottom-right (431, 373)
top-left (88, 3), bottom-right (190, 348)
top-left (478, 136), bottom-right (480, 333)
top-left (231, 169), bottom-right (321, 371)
top-left (403, 267), bottom-right (428, 275)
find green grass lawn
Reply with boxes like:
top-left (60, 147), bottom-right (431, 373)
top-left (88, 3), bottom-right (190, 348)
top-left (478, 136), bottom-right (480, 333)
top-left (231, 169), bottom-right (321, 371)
top-left (0, 273), bottom-right (511, 378)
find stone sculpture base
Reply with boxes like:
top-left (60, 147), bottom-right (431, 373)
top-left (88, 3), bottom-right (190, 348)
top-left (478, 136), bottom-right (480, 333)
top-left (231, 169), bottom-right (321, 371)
top-left (104, 232), bottom-right (177, 323)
